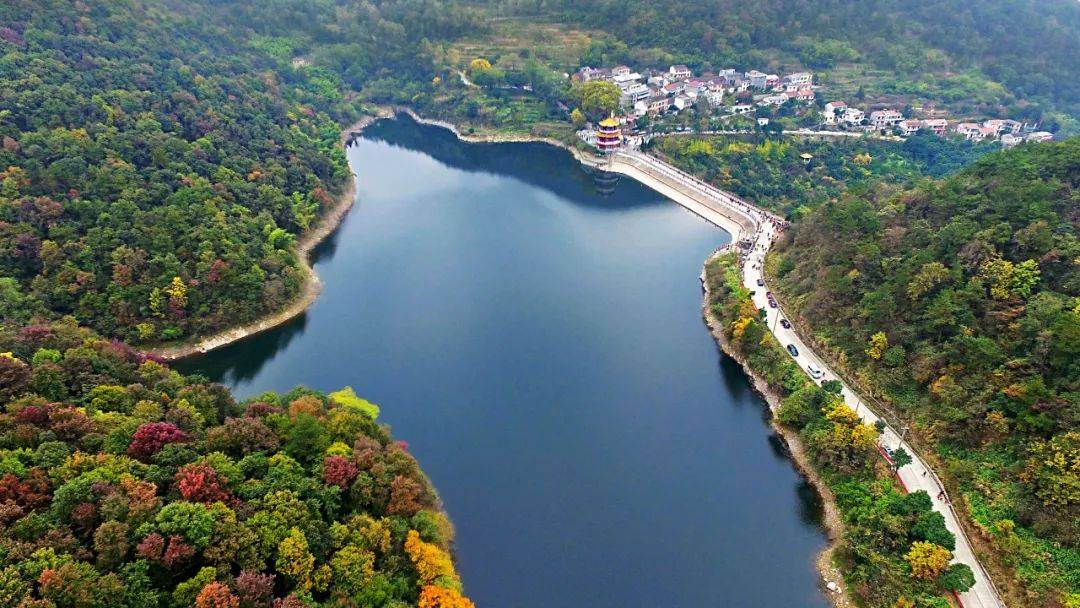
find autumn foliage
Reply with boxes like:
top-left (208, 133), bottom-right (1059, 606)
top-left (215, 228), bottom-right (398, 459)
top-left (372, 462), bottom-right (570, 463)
top-left (127, 421), bottom-right (189, 460)
top-left (418, 585), bottom-right (477, 608)
top-left (0, 324), bottom-right (472, 607)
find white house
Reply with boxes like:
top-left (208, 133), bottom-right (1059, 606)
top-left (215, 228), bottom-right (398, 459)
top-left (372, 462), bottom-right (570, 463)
top-left (841, 107), bottom-right (865, 125)
top-left (619, 83), bottom-right (651, 107)
top-left (669, 64), bottom-right (692, 79)
top-left (789, 88), bottom-right (814, 103)
top-left (956, 122), bottom-right (981, 139)
top-left (870, 109), bottom-right (904, 129)
top-left (898, 119), bottom-right (922, 136)
top-left (746, 70), bottom-right (768, 89)
top-left (731, 104), bottom-right (754, 114)
top-left (672, 94), bottom-right (692, 111)
top-left (782, 72), bottom-right (813, 87)
top-left (573, 66), bottom-right (611, 83)
top-left (1000, 133), bottom-right (1023, 148)
top-left (823, 101), bottom-right (846, 124)
top-left (705, 89), bottom-right (724, 107)
top-left (983, 119), bottom-right (1022, 135)
top-left (922, 119), bottom-right (948, 135)
top-left (1026, 131), bottom-right (1053, 142)
top-left (647, 97), bottom-right (671, 115)
top-left (758, 93), bottom-right (789, 107)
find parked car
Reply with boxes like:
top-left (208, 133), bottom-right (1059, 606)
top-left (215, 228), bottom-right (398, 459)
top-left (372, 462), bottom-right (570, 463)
top-left (807, 364), bottom-right (823, 379)
top-left (786, 344), bottom-right (799, 357)
top-left (779, 318), bottom-right (791, 329)
top-left (765, 291), bottom-right (773, 299)
top-left (756, 278), bottom-right (765, 286)
top-left (768, 299), bottom-right (778, 309)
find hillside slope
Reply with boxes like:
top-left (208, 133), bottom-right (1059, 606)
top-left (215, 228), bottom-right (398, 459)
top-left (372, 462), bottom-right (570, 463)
top-left (770, 138), bottom-right (1079, 605)
top-left (0, 0), bottom-right (478, 345)
top-left (521, 0), bottom-right (1080, 126)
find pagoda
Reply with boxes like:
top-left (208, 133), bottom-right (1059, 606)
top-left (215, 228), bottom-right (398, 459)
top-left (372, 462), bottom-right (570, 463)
top-left (595, 115), bottom-right (622, 154)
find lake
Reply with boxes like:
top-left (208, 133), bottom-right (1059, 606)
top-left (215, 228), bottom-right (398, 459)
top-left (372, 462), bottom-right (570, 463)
top-left (179, 116), bottom-right (829, 608)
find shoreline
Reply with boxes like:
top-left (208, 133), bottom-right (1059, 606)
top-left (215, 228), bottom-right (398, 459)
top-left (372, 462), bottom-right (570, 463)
top-left (149, 106), bottom-right (854, 607)
top-left (149, 114), bottom-right (382, 360)
top-left (152, 107), bottom-right (755, 360)
top-left (700, 256), bottom-right (852, 608)
top-left (389, 108), bottom-right (754, 242)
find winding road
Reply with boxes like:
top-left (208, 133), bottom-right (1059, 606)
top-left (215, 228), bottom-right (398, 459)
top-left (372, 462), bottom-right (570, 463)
top-left (592, 145), bottom-right (1004, 608)
top-left (741, 226), bottom-right (1005, 608)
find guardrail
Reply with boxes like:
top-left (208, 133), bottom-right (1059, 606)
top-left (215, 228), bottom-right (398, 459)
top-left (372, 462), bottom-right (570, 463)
top-left (612, 151), bottom-right (783, 235)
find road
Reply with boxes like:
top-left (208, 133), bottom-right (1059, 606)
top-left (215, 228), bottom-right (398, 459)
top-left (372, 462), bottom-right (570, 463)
top-left (740, 225), bottom-right (1004, 608)
top-left (650, 127), bottom-right (904, 142)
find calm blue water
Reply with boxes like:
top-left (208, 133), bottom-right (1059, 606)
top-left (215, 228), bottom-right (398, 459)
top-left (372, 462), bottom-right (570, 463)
top-left (180, 117), bottom-right (829, 608)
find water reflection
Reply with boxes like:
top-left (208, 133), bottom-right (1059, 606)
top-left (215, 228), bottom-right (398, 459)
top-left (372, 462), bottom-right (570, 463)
top-left (587, 167), bottom-right (621, 196)
top-left (179, 116), bottom-right (828, 608)
top-left (360, 115), bottom-right (649, 208)
top-left (182, 313), bottom-right (309, 386)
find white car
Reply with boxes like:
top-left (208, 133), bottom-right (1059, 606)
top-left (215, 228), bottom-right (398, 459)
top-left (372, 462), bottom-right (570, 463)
top-left (807, 364), bottom-right (823, 380)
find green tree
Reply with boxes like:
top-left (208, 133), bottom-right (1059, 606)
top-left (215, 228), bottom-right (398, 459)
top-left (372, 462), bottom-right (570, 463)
top-left (578, 80), bottom-right (621, 118)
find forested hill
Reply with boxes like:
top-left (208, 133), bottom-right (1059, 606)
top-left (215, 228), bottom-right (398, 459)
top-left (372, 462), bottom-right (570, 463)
top-left (770, 138), bottom-right (1079, 605)
top-left (523, 0), bottom-right (1080, 122)
top-left (0, 320), bottom-right (473, 607)
top-left (0, 0), bottom-right (478, 346)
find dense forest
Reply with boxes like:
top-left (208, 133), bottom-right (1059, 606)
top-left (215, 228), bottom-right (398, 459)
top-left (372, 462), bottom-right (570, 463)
top-left (651, 133), bottom-right (995, 217)
top-left (508, 0), bottom-right (1080, 128)
top-left (769, 139), bottom-right (1079, 606)
top-left (3, 0), bottom-right (1079, 348)
top-left (0, 0), bottom-right (481, 345)
top-left (707, 253), bottom-right (977, 608)
top-left (0, 319), bottom-right (472, 607)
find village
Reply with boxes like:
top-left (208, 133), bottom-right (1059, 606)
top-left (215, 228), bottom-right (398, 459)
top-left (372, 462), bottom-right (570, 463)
top-left (573, 63), bottom-right (1055, 149)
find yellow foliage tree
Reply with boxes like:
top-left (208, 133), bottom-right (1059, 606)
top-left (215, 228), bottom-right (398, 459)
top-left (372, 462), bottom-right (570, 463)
top-left (163, 276), bottom-right (187, 309)
top-left (276, 528), bottom-right (315, 591)
top-left (907, 262), bottom-right (950, 300)
top-left (730, 317), bottom-right (753, 342)
top-left (405, 530), bottom-right (457, 587)
top-left (418, 585), bottom-right (475, 608)
top-left (866, 331), bottom-right (888, 360)
top-left (904, 541), bottom-right (952, 579)
top-left (468, 58), bottom-right (492, 74)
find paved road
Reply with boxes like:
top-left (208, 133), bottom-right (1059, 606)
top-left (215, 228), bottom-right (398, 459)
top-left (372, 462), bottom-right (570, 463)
top-left (740, 227), bottom-right (1004, 608)
top-left (651, 127), bottom-right (904, 142)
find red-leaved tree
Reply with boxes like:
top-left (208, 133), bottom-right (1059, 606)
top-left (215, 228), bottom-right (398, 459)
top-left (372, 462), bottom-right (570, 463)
top-left (128, 422), bottom-right (189, 461)
top-left (322, 455), bottom-right (359, 489)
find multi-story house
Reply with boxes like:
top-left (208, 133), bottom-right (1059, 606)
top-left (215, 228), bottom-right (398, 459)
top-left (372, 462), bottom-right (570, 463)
top-left (668, 64), bottom-right (692, 79)
top-left (841, 107), bottom-right (865, 125)
top-left (823, 101), bottom-right (846, 124)
top-left (922, 119), bottom-right (948, 135)
top-left (870, 109), bottom-right (904, 129)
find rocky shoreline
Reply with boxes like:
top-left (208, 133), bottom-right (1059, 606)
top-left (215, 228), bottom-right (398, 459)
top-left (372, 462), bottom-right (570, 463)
top-left (700, 256), bottom-right (852, 608)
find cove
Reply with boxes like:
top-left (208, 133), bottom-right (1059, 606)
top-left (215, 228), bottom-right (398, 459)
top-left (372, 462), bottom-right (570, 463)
top-left (179, 116), bottom-right (829, 608)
